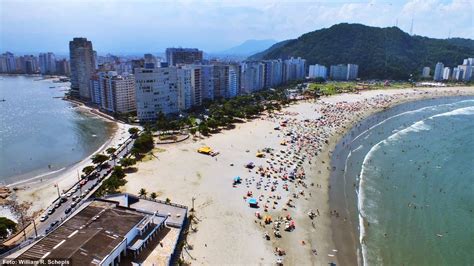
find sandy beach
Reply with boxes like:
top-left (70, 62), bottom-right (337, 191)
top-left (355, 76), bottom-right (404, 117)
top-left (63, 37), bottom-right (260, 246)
top-left (121, 86), bottom-right (474, 265)
top-left (9, 104), bottom-right (134, 216)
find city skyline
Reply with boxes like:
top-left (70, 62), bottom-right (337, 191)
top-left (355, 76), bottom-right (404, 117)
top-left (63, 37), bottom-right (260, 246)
top-left (1, 0), bottom-right (473, 54)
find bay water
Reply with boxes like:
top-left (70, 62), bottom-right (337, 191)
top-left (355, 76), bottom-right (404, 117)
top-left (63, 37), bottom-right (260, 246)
top-left (0, 75), bottom-right (114, 185)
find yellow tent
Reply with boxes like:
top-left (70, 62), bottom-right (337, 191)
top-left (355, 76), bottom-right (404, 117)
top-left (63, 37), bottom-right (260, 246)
top-left (197, 146), bottom-right (212, 154)
top-left (256, 152), bottom-right (265, 158)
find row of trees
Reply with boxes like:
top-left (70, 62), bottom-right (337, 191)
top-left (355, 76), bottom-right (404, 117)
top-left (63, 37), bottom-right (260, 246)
top-left (146, 84), bottom-right (296, 137)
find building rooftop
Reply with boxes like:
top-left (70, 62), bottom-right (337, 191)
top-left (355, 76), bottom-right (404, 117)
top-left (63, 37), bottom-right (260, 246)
top-left (104, 194), bottom-right (188, 227)
top-left (18, 201), bottom-right (146, 264)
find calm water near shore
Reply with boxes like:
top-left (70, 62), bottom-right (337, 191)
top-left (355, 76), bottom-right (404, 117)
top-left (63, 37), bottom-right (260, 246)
top-left (0, 75), bottom-right (114, 185)
top-left (330, 96), bottom-right (474, 265)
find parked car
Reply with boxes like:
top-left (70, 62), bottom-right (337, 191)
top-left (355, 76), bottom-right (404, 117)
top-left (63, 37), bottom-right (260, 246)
top-left (66, 191), bottom-right (72, 197)
top-left (54, 202), bottom-right (61, 209)
top-left (40, 215), bottom-right (48, 222)
top-left (71, 202), bottom-right (77, 208)
top-left (64, 207), bottom-right (71, 214)
top-left (47, 209), bottom-right (54, 215)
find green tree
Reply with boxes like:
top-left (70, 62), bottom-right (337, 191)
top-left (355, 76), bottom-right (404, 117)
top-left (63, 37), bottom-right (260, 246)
top-left (120, 157), bottom-right (136, 168)
top-left (0, 217), bottom-right (16, 238)
top-left (139, 188), bottom-right (147, 198)
top-left (82, 165), bottom-right (95, 176)
top-left (150, 192), bottom-right (157, 200)
top-left (112, 166), bottom-right (125, 179)
top-left (92, 154), bottom-right (109, 165)
top-left (128, 127), bottom-right (139, 136)
top-left (106, 147), bottom-right (117, 156)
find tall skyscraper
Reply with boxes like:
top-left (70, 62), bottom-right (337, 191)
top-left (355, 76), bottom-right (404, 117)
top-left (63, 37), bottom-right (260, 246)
top-left (69, 37), bottom-right (95, 99)
top-left (263, 60), bottom-right (283, 88)
top-left (330, 64), bottom-right (348, 80)
top-left (283, 57), bottom-right (306, 82)
top-left (212, 64), bottom-right (229, 99)
top-left (433, 62), bottom-right (444, 81)
top-left (39, 52), bottom-right (57, 75)
top-left (2, 52), bottom-right (17, 73)
top-left (227, 64), bottom-right (240, 98)
top-left (346, 64), bottom-right (359, 80)
top-left (165, 48), bottom-right (203, 66)
top-left (56, 59), bottom-right (71, 76)
top-left (308, 64), bottom-right (328, 79)
top-left (442, 67), bottom-right (451, 80)
top-left (240, 61), bottom-right (265, 94)
top-left (135, 68), bottom-right (180, 121)
top-left (177, 68), bottom-right (193, 111)
top-left (421, 67), bottom-right (431, 78)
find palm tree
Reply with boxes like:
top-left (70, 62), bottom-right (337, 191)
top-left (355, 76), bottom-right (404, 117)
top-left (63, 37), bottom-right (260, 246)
top-left (150, 192), bottom-right (157, 200)
top-left (139, 188), bottom-right (147, 198)
top-left (106, 147), bottom-right (117, 163)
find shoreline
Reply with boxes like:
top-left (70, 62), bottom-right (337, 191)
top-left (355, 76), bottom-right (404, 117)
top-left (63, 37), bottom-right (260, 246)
top-left (324, 90), bottom-right (474, 265)
top-left (120, 86), bottom-right (473, 265)
top-left (5, 102), bottom-right (133, 217)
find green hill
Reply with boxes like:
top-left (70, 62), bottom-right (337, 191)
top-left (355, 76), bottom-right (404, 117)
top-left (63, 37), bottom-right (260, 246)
top-left (249, 23), bottom-right (474, 80)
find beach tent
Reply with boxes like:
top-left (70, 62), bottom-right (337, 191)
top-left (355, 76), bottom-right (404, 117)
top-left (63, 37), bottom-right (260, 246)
top-left (248, 198), bottom-right (258, 207)
top-left (197, 146), bottom-right (212, 154)
top-left (233, 176), bottom-right (241, 184)
top-left (256, 152), bottom-right (265, 158)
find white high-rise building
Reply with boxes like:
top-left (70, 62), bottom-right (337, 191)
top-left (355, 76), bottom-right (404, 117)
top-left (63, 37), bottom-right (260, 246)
top-left (228, 65), bottom-right (239, 98)
top-left (263, 60), bottom-right (283, 88)
top-left (308, 64), bottom-right (327, 79)
top-left (442, 67), bottom-right (451, 80)
top-left (433, 62), bottom-right (444, 81)
top-left (90, 71), bottom-right (136, 113)
top-left (283, 57), bottom-right (306, 82)
top-left (39, 52), bottom-right (56, 74)
top-left (135, 68), bottom-right (179, 121)
top-left (330, 64), bottom-right (348, 80)
top-left (346, 64), bottom-right (359, 80)
top-left (240, 61), bottom-right (265, 94)
top-left (422, 67), bottom-right (431, 78)
top-left (177, 68), bottom-right (193, 111)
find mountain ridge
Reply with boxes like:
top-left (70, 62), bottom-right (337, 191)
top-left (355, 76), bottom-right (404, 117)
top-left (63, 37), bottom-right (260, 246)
top-left (249, 23), bottom-right (474, 79)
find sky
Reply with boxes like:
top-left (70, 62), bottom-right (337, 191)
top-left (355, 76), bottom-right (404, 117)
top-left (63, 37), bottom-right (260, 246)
top-left (0, 0), bottom-right (473, 55)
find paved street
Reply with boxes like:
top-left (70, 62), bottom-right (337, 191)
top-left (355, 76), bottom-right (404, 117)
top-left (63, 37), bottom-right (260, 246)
top-left (1, 135), bottom-right (136, 254)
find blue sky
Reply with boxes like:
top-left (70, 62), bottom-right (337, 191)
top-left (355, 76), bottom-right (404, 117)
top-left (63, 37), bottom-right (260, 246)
top-left (1, 0), bottom-right (473, 55)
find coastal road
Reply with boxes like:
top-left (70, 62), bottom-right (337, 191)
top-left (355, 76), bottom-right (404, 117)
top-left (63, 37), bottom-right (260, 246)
top-left (1, 135), bottom-right (136, 252)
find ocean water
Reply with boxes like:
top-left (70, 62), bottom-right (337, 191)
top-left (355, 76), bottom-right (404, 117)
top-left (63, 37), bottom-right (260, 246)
top-left (0, 75), bottom-right (114, 185)
top-left (331, 96), bottom-right (474, 265)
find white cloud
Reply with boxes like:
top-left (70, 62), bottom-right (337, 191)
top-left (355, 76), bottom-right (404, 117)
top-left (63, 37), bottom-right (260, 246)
top-left (0, 0), bottom-right (472, 53)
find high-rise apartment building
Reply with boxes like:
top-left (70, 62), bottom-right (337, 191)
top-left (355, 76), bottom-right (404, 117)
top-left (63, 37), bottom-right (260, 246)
top-left (135, 68), bottom-right (180, 121)
top-left (330, 64), bottom-right (348, 80)
top-left (39, 52), bottom-right (57, 75)
top-left (177, 68), bottom-right (193, 111)
top-left (433, 62), bottom-right (444, 81)
top-left (240, 61), bottom-right (265, 94)
top-left (56, 59), bottom-right (71, 76)
top-left (442, 67), bottom-right (451, 80)
top-left (211, 64), bottom-right (230, 99)
top-left (263, 60), bottom-right (283, 88)
top-left (421, 67), bottom-right (431, 78)
top-left (346, 64), bottom-right (359, 80)
top-left (69, 37), bottom-right (95, 99)
top-left (308, 64), bottom-right (328, 79)
top-left (227, 64), bottom-right (240, 98)
top-left (166, 48), bottom-right (203, 66)
top-left (2, 52), bottom-right (17, 73)
top-left (283, 57), bottom-right (306, 82)
top-left (89, 71), bottom-right (136, 114)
